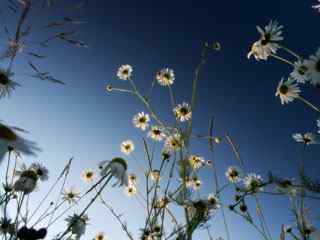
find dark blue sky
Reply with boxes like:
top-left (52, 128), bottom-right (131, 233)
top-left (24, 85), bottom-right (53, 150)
top-left (1, 0), bottom-right (320, 239)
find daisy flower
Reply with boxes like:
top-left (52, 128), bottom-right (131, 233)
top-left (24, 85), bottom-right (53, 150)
top-left (305, 47), bottom-right (320, 85)
top-left (124, 185), bottom-right (137, 197)
top-left (0, 122), bottom-right (39, 163)
top-left (30, 162), bottom-right (49, 181)
top-left (62, 187), bottom-right (80, 204)
top-left (164, 134), bottom-right (183, 152)
top-left (120, 140), bottom-right (135, 155)
top-left (275, 78), bottom-right (300, 105)
top-left (292, 133), bottom-right (318, 145)
top-left (225, 166), bottom-right (242, 183)
top-left (99, 157), bottom-right (128, 186)
top-left (81, 169), bottom-right (95, 183)
top-left (207, 194), bottom-right (221, 209)
top-left (243, 173), bottom-right (263, 193)
top-left (149, 169), bottom-right (161, 182)
top-left (132, 112), bottom-right (150, 131)
top-left (128, 173), bottom-right (138, 185)
top-left (189, 155), bottom-right (205, 170)
top-left (312, 1), bottom-right (320, 12)
top-left (192, 177), bottom-right (202, 191)
top-left (0, 68), bottom-right (19, 99)
top-left (148, 125), bottom-right (166, 141)
top-left (14, 169), bottom-right (39, 194)
top-left (95, 232), bottom-right (108, 240)
top-left (173, 102), bottom-right (192, 122)
top-left (65, 214), bottom-right (89, 239)
top-left (156, 68), bottom-right (175, 86)
top-left (248, 20), bottom-right (283, 60)
top-left (117, 64), bottom-right (133, 80)
top-left (290, 60), bottom-right (310, 83)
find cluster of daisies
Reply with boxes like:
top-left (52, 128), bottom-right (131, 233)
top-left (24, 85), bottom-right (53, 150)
top-left (248, 20), bottom-right (320, 145)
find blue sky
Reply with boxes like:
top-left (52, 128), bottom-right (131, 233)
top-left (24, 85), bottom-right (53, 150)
top-left (1, 0), bottom-right (320, 239)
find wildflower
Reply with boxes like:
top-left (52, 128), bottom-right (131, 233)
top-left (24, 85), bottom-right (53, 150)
top-left (65, 214), bottom-right (89, 239)
top-left (290, 60), bottom-right (310, 83)
top-left (95, 232), bottom-right (108, 240)
top-left (128, 173), bottom-right (138, 185)
top-left (105, 84), bottom-right (113, 92)
top-left (81, 169), bottom-right (95, 183)
top-left (207, 194), bottom-right (221, 209)
top-left (192, 177), bottom-right (202, 191)
top-left (132, 112), bottom-right (150, 131)
top-left (14, 168), bottom-right (39, 194)
top-left (206, 160), bottom-right (213, 167)
top-left (117, 64), bottom-right (133, 80)
top-left (164, 134), bottom-right (183, 152)
top-left (292, 133), bottom-right (318, 145)
top-left (0, 122), bottom-right (39, 162)
top-left (155, 196), bottom-right (170, 208)
top-left (149, 169), bottom-right (161, 182)
top-left (99, 157), bottom-right (128, 186)
top-left (275, 78), bottom-right (300, 105)
top-left (125, 185), bottom-right (137, 197)
top-left (243, 173), bottom-right (263, 193)
top-left (305, 47), bottom-right (320, 85)
top-left (156, 68), bottom-right (175, 86)
top-left (312, 1), bottom-right (320, 12)
top-left (225, 166), bottom-right (242, 183)
top-left (0, 218), bottom-right (15, 236)
top-left (173, 102), bottom-right (192, 122)
top-left (120, 140), bottom-right (135, 155)
top-left (0, 68), bottom-right (19, 99)
top-left (63, 187), bottom-right (80, 204)
top-left (148, 125), bottom-right (165, 141)
top-left (30, 162), bottom-right (49, 181)
top-left (189, 155), bottom-right (205, 170)
top-left (248, 20), bottom-right (283, 60)
top-left (161, 150), bottom-right (171, 161)
top-left (276, 178), bottom-right (297, 196)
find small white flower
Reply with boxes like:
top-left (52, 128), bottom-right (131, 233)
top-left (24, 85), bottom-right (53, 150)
top-left (164, 134), bottom-right (183, 152)
top-left (192, 178), bottom-right (202, 191)
top-left (173, 102), bottom-right (192, 122)
top-left (124, 185), bottom-right (137, 197)
top-left (243, 173), bottom-right (263, 193)
top-left (189, 155), bottom-right (205, 170)
top-left (99, 157), bottom-right (128, 186)
top-left (248, 20), bottom-right (283, 61)
top-left (132, 112), bottom-right (150, 131)
top-left (65, 214), bottom-right (89, 239)
top-left (0, 68), bottom-right (20, 99)
top-left (292, 133), bottom-right (318, 145)
top-left (207, 194), bottom-right (221, 209)
top-left (290, 60), bottom-right (310, 83)
top-left (312, 1), bottom-right (320, 12)
top-left (275, 78), bottom-right (300, 105)
top-left (63, 187), bottom-right (80, 204)
top-left (305, 47), bottom-right (320, 85)
top-left (0, 123), bottom-right (39, 163)
top-left (149, 169), bottom-right (161, 182)
top-left (120, 140), bottom-right (135, 155)
top-left (148, 125), bottom-right (166, 141)
top-left (81, 169), bottom-right (95, 183)
top-left (117, 64), bottom-right (133, 80)
top-left (30, 162), bottom-right (49, 181)
top-left (128, 174), bottom-right (138, 185)
top-left (95, 232), bottom-right (108, 240)
top-left (225, 166), bottom-right (242, 183)
top-left (156, 68), bottom-right (175, 86)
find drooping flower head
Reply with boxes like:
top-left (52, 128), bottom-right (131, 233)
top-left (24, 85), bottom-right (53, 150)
top-left (156, 68), bottom-right (175, 86)
top-left (132, 112), bottom-right (150, 131)
top-left (173, 102), bottom-right (192, 122)
top-left (305, 47), bottom-right (320, 85)
top-left (0, 68), bottom-right (19, 99)
top-left (275, 78), bottom-right (300, 105)
top-left (248, 20), bottom-right (283, 61)
top-left (99, 157), bottom-right (128, 186)
top-left (292, 133), bottom-right (318, 145)
top-left (14, 168), bottom-right (39, 194)
top-left (117, 64), bottom-right (133, 80)
top-left (0, 122), bottom-right (39, 163)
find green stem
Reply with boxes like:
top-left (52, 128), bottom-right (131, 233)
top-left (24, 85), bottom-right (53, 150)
top-left (297, 96), bottom-right (320, 113)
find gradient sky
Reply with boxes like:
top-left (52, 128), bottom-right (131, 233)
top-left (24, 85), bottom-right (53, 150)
top-left (1, 0), bottom-right (320, 239)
